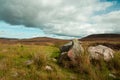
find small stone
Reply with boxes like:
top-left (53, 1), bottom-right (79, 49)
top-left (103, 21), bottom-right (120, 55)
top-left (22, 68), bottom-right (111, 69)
top-left (45, 65), bottom-right (53, 71)
top-left (52, 58), bottom-right (57, 62)
top-left (109, 73), bottom-right (116, 79)
top-left (25, 60), bottom-right (34, 66)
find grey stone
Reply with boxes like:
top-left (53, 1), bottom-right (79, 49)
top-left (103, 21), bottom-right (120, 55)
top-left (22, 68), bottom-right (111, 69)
top-left (25, 60), bottom-right (34, 66)
top-left (60, 41), bottom-right (73, 53)
top-left (109, 73), bottom-right (116, 79)
top-left (59, 39), bottom-right (84, 64)
top-left (45, 65), bottom-right (53, 71)
top-left (88, 45), bottom-right (114, 61)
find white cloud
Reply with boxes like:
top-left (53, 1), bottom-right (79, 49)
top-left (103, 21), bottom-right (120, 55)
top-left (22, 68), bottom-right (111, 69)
top-left (92, 11), bottom-right (120, 33)
top-left (0, 0), bottom-right (119, 38)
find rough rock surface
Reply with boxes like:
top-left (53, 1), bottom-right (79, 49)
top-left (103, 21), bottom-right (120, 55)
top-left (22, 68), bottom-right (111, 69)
top-left (58, 39), bottom-right (84, 64)
top-left (88, 45), bottom-right (114, 61)
top-left (59, 41), bottom-right (73, 53)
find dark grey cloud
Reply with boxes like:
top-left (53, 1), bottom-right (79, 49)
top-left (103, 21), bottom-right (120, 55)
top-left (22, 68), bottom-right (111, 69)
top-left (0, 0), bottom-right (119, 38)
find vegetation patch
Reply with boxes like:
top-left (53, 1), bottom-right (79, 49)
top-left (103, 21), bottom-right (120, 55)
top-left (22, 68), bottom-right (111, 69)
top-left (0, 42), bottom-right (119, 80)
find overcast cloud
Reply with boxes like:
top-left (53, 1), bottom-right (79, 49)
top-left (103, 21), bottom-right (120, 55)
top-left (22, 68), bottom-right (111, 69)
top-left (0, 0), bottom-right (120, 38)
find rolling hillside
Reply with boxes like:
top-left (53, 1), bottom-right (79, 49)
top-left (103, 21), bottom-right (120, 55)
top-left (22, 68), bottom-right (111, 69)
top-left (80, 34), bottom-right (120, 41)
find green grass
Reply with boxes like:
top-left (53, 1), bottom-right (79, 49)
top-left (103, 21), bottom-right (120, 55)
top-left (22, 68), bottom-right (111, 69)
top-left (0, 44), bottom-right (76, 80)
top-left (0, 43), bottom-right (120, 80)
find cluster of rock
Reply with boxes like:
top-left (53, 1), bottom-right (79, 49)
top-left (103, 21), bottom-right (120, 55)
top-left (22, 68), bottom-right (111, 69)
top-left (58, 39), bottom-right (115, 65)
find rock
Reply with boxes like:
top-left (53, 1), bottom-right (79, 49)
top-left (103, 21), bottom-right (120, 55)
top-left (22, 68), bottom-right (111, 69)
top-left (109, 73), bottom-right (116, 79)
top-left (45, 65), bottom-right (53, 71)
top-left (60, 41), bottom-right (73, 53)
top-left (52, 58), bottom-right (57, 62)
top-left (59, 39), bottom-right (84, 64)
top-left (88, 45), bottom-right (114, 61)
top-left (68, 39), bottom-right (84, 58)
top-left (25, 60), bottom-right (34, 66)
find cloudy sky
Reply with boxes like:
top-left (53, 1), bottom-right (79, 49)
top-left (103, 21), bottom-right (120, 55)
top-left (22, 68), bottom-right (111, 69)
top-left (0, 0), bottom-right (120, 39)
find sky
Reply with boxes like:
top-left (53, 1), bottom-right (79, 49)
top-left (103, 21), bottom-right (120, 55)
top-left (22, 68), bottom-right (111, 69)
top-left (0, 0), bottom-right (120, 39)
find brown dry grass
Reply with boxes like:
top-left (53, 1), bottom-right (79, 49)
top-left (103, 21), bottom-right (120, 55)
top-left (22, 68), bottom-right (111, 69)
top-left (0, 39), bottom-right (119, 80)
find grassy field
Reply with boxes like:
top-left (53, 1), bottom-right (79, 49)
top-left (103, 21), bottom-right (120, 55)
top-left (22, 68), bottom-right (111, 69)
top-left (0, 41), bottom-right (120, 80)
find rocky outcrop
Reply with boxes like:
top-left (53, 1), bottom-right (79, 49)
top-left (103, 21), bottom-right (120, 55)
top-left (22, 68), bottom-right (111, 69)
top-left (88, 45), bottom-right (114, 61)
top-left (58, 39), bottom-right (84, 64)
top-left (58, 39), bottom-right (115, 68)
top-left (67, 39), bottom-right (84, 62)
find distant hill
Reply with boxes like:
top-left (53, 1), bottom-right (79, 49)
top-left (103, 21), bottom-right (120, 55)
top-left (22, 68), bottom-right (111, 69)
top-left (0, 37), bottom-right (69, 45)
top-left (80, 34), bottom-right (120, 41)
top-left (0, 34), bottom-right (120, 45)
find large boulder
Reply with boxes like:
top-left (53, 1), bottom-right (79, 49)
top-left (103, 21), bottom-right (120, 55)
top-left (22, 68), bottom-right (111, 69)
top-left (88, 45), bottom-right (114, 61)
top-left (67, 39), bottom-right (84, 61)
top-left (58, 39), bottom-right (84, 64)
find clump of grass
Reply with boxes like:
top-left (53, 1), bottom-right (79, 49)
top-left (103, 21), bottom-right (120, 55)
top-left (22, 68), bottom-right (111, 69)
top-left (32, 52), bottom-right (47, 68)
top-left (108, 51), bottom-right (120, 78)
top-left (50, 49), bottom-right (60, 59)
top-left (73, 53), bottom-right (100, 80)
